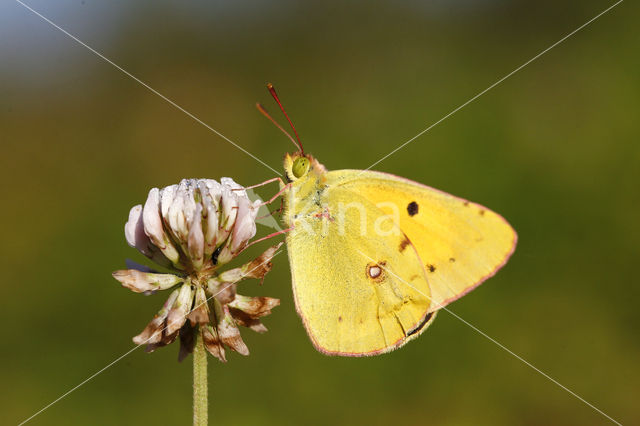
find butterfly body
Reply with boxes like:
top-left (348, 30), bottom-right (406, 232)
top-left (281, 152), bottom-right (516, 356)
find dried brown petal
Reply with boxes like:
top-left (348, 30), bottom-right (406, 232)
top-left (229, 307), bottom-right (269, 333)
top-left (241, 243), bottom-right (283, 281)
top-left (166, 283), bottom-right (193, 335)
top-left (215, 283), bottom-right (237, 305)
top-left (178, 321), bottom-right (195, 362)
top-left (228, 295), bottom-right (280, 319)
top-left (202, 325), bottom-right (226, 362)
top-left (208, 243), bottom-right (282, 293)
top-left (144, 343), bottom-right (162, 353)
top-left (187, 286), bottom-right (210, 326)
top-left (133, 315), bottom-right (165, 345)
top-left (113, 270), bottom-right (183, 293)
top-left (132, 289), bottom-right (179, 345)
top-left (161, 329), bottom-right (179, 346)
top-left (145, 328), bottom-right (179, 353)
top-left (217, 305), bottom-right (249, 356)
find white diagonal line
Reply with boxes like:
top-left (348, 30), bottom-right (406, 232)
top-left (441, 308), bottom-right (622, 425)
top-left (362, 0), bottom-right (623, 173)
top-left (18, 250), bottom-right (283, 425)
top-left (356, 249), bottom-right (622, 425)
top-left (15, 0), bottom-right (280, 176)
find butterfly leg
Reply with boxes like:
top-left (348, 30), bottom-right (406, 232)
top-left (239, 227), bottom-right (293, 253)
top-left (237, 178), bottom-right (294, 253)
top-left (259, 182), bottom-right (292, 207)
top-left (236, 177), bottom-right (288, 218)
top-left (232, 176), bottom-right (290, 207)
top-left (239, 176), bottom-right (285, 191)
top-left (257, 205), bottom-right (284, 220)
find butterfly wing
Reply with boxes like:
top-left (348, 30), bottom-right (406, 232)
top-left (326, 170), bottom-right (517, 311)
top-left (286, 186), bottom-right (435, 356)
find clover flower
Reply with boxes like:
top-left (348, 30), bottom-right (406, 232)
top-left (113, 178), bottom-right (281, 362)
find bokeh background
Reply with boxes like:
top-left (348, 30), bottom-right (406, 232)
top-left (1, 1), bottom-right (638, 425)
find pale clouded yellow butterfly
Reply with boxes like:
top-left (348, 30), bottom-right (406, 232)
top-left (257, 84), bottom-right (516, 356)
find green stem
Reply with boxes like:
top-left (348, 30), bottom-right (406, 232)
top-left (193, 328), bottom-right (208, 426)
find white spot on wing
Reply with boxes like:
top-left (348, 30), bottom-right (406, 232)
top-left (368, 266), bottom-right (382, 278)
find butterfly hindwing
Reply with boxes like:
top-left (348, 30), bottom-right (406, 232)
top-left (285, 184), bottom-right (433, 356)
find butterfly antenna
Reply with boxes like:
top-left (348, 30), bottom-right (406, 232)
top-left (267, 83), bottom-right (304, 154)
top-left (256, 103), bottom-right (300, 151)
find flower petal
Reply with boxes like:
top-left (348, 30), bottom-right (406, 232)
top-left (228, 294), bottom-right (280, 319)
top-left (125, 205), bottom-right (173, 268)
top-left (167, 184), bottom-right (187, 245)
top-left (217, 304), bottom-right (249, 356)
top-left (187, 286), bottom-right (210, 326)
top-left (143, 187), bottom-right (181, 266)
top-left (187, 203), bottom-right (204, 270)
top-left (202, 325), bottom-right (226, 362)
top-left (124, 205), bottom-right (149, 253)
top-left (132, 288), bottom-right (179, 345)
top-left (160, 184), bottom-right (177, 220)
top-left (219, 185), bottom-right (238, 237)
top-left (205, 275), bottom-right (238, 303)
top-left (166, 282), bottom-right (193, 335)
top-left (198, 180), bottom-right (221, 257)
top-left (213, 268), bottom-right (243, 284)
top-left (178, 321), bottom-right (195, 362)
top-left (145, 329), bottom-right (179, 353)
top-left (112, 270), bottom-right (183, 293)
top-left (178, 180), bottom-right (199, 241)
top-left (230, 196), bottom-right (259, 253)
top-left (206, 243), bottom-right (282, 296)
top-left (241, 243), bottom-right (283, 281)
top-left (220, 177), bottom-right (244, 193)
top-left (229, 308), bottom-right (269, 333)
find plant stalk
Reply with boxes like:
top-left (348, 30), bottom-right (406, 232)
top-left (193, 327), bottom-right (208, 426)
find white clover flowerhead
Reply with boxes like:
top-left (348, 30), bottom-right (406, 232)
top-left (113, 178), bottom-right (281, 362)
top-left (124, 178), bottom-right (262, 274)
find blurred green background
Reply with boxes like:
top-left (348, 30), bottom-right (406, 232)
top-left (1, 1), bottom-right (638, 425)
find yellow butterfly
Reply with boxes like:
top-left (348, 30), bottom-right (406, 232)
top-left (258, 84), bottom-right (517, 356)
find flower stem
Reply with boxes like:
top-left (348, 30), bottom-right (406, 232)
top-left (193, 328), bottom-right (208, 426)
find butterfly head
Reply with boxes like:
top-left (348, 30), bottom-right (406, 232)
top-left (283, 152), bottom-right (326, 182)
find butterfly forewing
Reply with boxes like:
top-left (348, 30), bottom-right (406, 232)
top-left (328, 170), bottom-right (517, 311)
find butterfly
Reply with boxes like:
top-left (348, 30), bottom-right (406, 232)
top-left (257, 84), bottom-right (517, 356)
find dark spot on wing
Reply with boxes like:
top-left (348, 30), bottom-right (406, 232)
top-left (407, 312), bottom-right (435, 336)
top-left (338, 316), bottom-right (343, 322)
top-left (407, 201), bottom-right (419, 216)
top-left (463, 201), bottom-right (469, 207)
top-left (426, 264), bottom-right (436, 273)
top-left (399, 236), bottom-right (411, 252)
top-left (449, 257), bottom-right (456, 263)
top-left (479, 209), bottom-right (486, 216)
top-left (409, 274), bottom-right (419, 281)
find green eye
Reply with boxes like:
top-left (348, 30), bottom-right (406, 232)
top-left (292, 157), bottom-right (310, 178)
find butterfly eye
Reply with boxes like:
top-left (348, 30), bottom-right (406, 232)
top-left (292, 157), bottom-right (310, 178)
